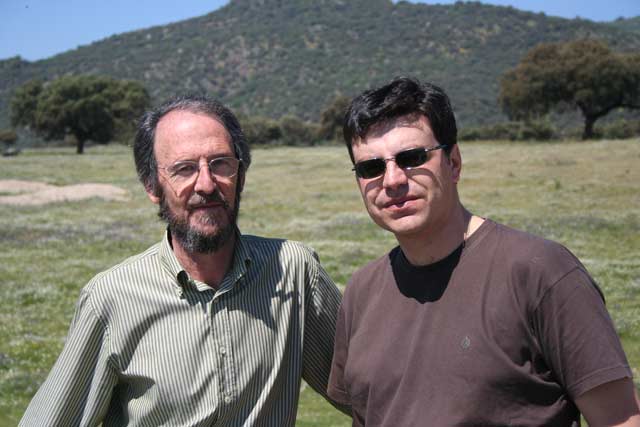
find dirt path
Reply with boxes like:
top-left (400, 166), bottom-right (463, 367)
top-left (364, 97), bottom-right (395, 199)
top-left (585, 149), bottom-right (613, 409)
top-left (0, 180), bottom-right (128, 206)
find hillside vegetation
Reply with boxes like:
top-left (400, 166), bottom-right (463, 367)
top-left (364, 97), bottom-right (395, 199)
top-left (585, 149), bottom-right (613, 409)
top-left (610, 16), bottom-right (640, 34)
top-left (1, 0), bottom-right (640, 129)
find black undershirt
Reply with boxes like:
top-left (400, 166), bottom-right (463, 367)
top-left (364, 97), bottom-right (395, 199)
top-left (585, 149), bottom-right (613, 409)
top-left (390, 243), bottom-right (463, 303)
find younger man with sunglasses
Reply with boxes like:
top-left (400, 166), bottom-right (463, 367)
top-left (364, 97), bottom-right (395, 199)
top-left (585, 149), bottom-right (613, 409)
top-left (328, 77), bottom-right (640, 426)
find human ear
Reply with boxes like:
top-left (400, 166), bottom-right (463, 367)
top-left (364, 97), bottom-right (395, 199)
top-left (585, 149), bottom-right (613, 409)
top-left (145, 183), bottom-right (161, 204)
top-left (237, 168), bottom-right (246, 193)
top-left (449, 144), bottom-right (462, 183)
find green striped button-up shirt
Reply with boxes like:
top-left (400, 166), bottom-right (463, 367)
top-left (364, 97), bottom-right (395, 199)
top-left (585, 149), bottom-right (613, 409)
top-left (20, 231), bottom-right (344, 426)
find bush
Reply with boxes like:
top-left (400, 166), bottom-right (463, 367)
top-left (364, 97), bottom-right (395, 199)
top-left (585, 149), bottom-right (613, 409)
top-left (519, 120), bottom-right (555, 141)
top-left (317, 95), bottom-right (350, 143)
top-left (459, 120), bottom-right (556, 141)
top-left (239, 116), bottom-right (282, 145)
top-left (0, 129), bottom-right (18, 145)
top-left (599, 120), bottom-right (640, 139)
top-left (279, 115), bottom-right (320, 146)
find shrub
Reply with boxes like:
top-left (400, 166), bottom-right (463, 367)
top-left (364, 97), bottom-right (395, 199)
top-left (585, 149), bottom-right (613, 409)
top-left (459, 120), bottom-right (556, 141)
top-left (239, 116), bottom-right (282, 145)
top-left (599, 120), bottom-right (640, 139)
top-left (317, 95), bottom-right (350, 143)
top-left (0, 129), bottom-right (18, 145)
top-left (279, 115), bottom-right (319, 146)
top-left (519, 120), bottom-right (555, 141)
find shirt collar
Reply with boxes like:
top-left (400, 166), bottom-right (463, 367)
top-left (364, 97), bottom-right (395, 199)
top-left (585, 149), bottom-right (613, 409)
top-left (158, 228), bottom-right (253, 297)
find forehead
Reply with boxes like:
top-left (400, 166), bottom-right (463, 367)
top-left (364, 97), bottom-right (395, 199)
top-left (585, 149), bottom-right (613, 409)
top-left (154, 110), bottom-right (234, 162)
top-left (352, 115), bottom-right (436, 159)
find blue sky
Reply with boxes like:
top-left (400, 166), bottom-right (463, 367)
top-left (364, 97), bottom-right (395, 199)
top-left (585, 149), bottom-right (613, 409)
top-left (1, 0), bottom-right (638, 61)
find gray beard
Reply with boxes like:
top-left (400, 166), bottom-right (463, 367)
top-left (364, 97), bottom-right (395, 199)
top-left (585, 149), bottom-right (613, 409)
top-left (158, 193), bottom-right (238, 254)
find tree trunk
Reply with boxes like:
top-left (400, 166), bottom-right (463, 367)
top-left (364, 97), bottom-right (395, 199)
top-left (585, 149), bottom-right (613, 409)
top-left (76, 138), bottom-right (85, 154)
top-left (582, 116), bottom-right (596, 140)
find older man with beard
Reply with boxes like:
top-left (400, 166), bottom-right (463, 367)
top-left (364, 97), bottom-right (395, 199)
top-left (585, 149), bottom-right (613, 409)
top-left (20, 95), bottom-right (346, 426)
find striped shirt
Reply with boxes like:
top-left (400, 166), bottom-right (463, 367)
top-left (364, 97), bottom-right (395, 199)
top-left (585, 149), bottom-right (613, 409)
top-left (20, 231), bottom-right (345, 426)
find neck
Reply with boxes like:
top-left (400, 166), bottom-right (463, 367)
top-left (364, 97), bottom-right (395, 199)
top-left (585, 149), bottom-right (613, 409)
top-left (397, 205), bottom-right (484, 266)
top-left (171, 235), bottom-right (236, 289)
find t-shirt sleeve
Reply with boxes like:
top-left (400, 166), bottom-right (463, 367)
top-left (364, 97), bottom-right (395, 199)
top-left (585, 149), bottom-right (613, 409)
top-left (327, 292), bottom-right (352, 406)
top-left (532, 267), bottom-right (632, 399)
top-left (19, 289), bottom-right (118, 426)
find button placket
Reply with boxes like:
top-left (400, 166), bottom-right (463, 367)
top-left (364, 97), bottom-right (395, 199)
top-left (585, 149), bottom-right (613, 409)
top-left (211, 295), bottom-right (235, 407)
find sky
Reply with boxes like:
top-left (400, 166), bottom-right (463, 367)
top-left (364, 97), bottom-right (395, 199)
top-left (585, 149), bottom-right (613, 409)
top-left (1, 0), bottom-right (639, 62)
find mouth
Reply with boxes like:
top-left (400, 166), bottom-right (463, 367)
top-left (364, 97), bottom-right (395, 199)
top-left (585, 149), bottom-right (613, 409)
top-left (188, 194), bottom-right (229, 211)
top-left (384, 196), bottom-right (417, 208)
top-left (189, 202), bottom-right (224, 211)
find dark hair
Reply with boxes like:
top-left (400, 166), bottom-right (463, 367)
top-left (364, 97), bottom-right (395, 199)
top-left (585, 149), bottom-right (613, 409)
top-left (343, 77), bottom-right (457, 163)
top-left (133, 94), bottom-right (251, 196)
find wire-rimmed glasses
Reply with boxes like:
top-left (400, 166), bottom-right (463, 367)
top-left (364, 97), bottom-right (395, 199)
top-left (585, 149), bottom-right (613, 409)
top-left (159, 157), bottom-right (241, 194)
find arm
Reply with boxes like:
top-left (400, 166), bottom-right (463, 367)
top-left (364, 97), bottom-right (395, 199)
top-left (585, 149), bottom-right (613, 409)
top-left (531, 266), bottom-right (636, 426)
top-left (301, 255), bottom-right (351, 415)
top-left (575, 378), bottom-right (640, 427)
top-left (19, 289), bottom-right (118, 427)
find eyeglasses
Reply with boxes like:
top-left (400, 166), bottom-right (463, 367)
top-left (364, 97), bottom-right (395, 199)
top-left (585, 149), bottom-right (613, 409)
top-left (159, 157), bottom-right (241, 190)
top-left (352, 145), bottom-right (448, 179)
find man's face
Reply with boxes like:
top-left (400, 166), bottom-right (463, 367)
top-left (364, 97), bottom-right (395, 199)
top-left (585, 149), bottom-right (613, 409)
top-left (148, 110), bottom-right (243, 253)
top-left (351, 115), bottom-right (461, 240)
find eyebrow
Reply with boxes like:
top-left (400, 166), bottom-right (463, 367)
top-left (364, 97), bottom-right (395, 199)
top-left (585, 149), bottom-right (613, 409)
top-left (172, 154), bottom-right (236, 163)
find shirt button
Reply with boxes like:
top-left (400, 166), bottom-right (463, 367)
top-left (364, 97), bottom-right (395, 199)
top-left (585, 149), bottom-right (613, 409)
top-left (219, 347), bottom-right (227, 355)
top-left (224, 395), bottom-right (232, 404)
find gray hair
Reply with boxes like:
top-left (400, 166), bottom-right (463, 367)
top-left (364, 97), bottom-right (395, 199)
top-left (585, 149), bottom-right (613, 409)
top-left (133, 94), bottom-right (251, 196)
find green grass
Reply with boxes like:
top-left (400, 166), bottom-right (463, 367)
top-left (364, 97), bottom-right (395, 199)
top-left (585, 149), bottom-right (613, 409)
top-left (1, 139), bottom-right (639, 426)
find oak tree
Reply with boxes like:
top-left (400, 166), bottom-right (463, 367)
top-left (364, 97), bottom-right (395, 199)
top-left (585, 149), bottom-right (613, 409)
top-left (500, 39), bottom-right (640, 139)
top-left (10, 75), bottom-right (150, 153)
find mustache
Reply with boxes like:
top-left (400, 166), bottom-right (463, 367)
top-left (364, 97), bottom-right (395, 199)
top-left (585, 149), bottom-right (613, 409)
top-left (187, 190), bottom-right (229, 209)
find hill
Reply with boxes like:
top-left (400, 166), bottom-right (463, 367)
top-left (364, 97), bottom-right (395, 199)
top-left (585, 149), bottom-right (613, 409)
top-left (609, 16), bottom-right (640, 34)
top-left (1, 0), bottom-right (639, 130)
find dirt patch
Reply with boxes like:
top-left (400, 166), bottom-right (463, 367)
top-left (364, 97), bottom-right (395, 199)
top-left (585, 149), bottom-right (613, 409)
top-left (0, 180), bottom-right (128, 206)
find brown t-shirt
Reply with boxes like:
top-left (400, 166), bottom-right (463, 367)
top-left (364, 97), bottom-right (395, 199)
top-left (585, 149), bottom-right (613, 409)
top-left (328, 220), bottom-right (631, 426)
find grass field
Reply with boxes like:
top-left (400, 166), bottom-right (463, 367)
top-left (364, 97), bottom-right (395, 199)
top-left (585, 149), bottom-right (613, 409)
top-left (1, 139), bottom-right (639, 425)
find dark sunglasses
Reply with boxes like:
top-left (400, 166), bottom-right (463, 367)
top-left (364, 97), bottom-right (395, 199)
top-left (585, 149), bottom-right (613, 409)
top-left (352, 144), bottom-right (449, 179)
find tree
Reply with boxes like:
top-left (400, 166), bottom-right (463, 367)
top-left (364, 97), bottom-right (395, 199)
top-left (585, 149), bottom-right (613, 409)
top-left (317, 95), bottom-right (350, 142)
top-left (500, 39), bottom-right (640, 139)
top-left (10, 75), bottom-right (150, 153)
top-left (9, 79), bottom-right (43, 128)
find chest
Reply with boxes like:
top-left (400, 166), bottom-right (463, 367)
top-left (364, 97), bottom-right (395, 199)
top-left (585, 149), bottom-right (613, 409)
top-left (342, 265), bottom-right (551, 424)
top-left (106, 275), bottom-right (305, 418)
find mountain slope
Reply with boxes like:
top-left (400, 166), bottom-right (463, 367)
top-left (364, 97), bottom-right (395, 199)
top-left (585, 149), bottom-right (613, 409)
top-left (1, 0), bottom-right (639, 129)
top-left (609, 16), bottom-right (640, 34)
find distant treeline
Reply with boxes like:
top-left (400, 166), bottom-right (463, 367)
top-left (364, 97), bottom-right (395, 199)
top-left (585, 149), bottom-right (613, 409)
top-left (5, 37), bottom-right (640, 154)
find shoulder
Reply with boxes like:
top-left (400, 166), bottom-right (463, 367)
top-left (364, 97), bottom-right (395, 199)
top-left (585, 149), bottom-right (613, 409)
top-left (241, 234), bottom-right (320, 262)
top-left (351, 249), bottom-right (394, 280)
top-left (240, 235), bottom-right (333, 294)
top-left (81, 242), bottom-right (162, 304)
top-left (87, 242), bottom-right (161, 287)
top-left (492, 222), bottom-right (583, 275)
top-left (344, 249), bottom-right (394, 299)
top-left (487, 221), bottom-right (598, 301)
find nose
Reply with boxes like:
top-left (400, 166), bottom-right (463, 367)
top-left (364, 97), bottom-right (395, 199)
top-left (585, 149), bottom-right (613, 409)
top-left (382, 160), bottom-right (408, 190)
top-left (193, 161), bottom-right (217, 194)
